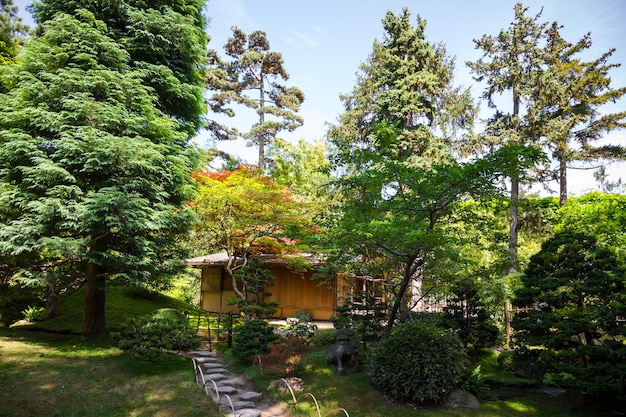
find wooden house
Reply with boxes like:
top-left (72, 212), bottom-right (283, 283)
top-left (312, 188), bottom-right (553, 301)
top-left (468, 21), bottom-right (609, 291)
top-left (186, 252), bottom-right (342, 320)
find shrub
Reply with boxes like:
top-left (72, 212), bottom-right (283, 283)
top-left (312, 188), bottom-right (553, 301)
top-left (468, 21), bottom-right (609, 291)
top-left (513, 232), bottom-right (626, 401)
top-left (368, 321), bottom-right (467, 404)
top-left (285, 310), bottom-right (317, 342)
top-left (256, 335), bottom-right (310, 376)
top-left (497, 350), bottom-right (514, 371)
top-left (111, 309), bottom-right (200, 362)
top-left (457, 365), bottom-right (485, 395)
top-left (22, 305), bottom-right (46, 322)
top-left (231, 319), bottom-right (278, 365)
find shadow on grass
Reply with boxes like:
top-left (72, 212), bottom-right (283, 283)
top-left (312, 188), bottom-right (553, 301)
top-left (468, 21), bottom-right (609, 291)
top-left (0, 328), bottom-right (215, 417)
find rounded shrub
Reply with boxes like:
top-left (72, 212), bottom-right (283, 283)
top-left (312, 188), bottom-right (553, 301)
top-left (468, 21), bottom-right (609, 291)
top-left (232, 319), bottom-right (278, 365)
top-left (368, 321), bottom-right (467, 404)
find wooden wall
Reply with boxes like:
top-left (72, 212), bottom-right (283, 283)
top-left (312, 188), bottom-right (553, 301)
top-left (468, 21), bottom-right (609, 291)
top-left (199, 264), bottom-right (337, 320)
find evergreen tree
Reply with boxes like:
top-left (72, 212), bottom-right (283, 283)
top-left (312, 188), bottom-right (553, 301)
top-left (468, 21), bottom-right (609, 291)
top-left (535, 22), bottom-right (626, 205)
top-left (467, 2), bottom-right (548, 272)
top-left (0, 0), bottom-right (30, 65)
top-left (31, 0), bottom-right (208, 135)
top-left (328, 7), bottom-right (475, 172)
top-left (206, 27), bottom-right (304, 170)
top-left (0, 10), bottom-right (199, 336)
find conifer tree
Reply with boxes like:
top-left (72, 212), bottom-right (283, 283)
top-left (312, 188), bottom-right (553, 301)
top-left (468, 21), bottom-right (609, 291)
top-left (206, 27), bottom-right (304, 170)
top-left (328, 7), bottom-right (475, 171)
top-left (467, 3), bottom-right (548, 272)
top-left (535, 22), bottom-right (626, 205)
top-left (0, 10), bottom-right (199, 336)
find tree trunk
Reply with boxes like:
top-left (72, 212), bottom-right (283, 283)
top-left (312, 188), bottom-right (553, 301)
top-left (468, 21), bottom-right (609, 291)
top-left (559, 156), bottom-right (568, 206)
top-left (45, 284), bottom-right (59, 320)
top-left (83, 260), bottom-right (106, 337)
top-left (386, 255), bottom-right (424, 331)
top-left (509, 179), bottom-right (519, 274)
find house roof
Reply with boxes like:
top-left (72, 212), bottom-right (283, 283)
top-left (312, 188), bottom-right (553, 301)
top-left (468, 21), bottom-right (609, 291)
top-left (186, 251), bottom-right (322, 267)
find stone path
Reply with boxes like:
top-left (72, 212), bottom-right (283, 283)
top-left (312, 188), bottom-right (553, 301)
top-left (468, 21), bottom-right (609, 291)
top-left (190, 350), bottom-right (292, 417)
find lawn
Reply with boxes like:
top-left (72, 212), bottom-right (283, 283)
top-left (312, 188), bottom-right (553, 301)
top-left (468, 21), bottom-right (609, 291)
top-left (1, 287), bottom-right (621, 417)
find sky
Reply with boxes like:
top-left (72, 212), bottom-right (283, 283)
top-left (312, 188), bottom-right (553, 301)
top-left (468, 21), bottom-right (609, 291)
top-left (12, 0), bottom-right (626, 196)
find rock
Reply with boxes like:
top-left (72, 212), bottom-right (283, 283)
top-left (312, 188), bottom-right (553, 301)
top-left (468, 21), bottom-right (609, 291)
top-left (445, 388), bottom-right (480, 409)
top-left (239, 391), bottom-right (262, 401)
top-left (224, 408), bottom-right (260, 417)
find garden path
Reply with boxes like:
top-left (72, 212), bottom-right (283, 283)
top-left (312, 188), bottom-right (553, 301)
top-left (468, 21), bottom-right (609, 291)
top-left (190, 349), bottom-right (292, 417)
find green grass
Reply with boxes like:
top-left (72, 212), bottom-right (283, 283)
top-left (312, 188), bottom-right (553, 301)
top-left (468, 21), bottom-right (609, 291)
top-left (0, 285), bottom-right (220, 417)
top-left (3, 288), bottom-right (621, 417)
top-left (257, 346), bottom-right (619, 417)
top-left (0, 329), bottom-right (219, 417)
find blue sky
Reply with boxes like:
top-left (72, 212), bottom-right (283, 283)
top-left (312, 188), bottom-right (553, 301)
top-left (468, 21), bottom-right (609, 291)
top-left (13, 0), bottom-right (626, 195)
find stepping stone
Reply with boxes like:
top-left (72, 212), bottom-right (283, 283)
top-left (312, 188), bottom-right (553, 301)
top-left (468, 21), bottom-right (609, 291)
top-left (202, 362), bottom-right (225, 369)
top-left (239, 391), bottom-right (262, 401)
top-left (191, 350), bottom-right (217, 357)
top-left (212, 385), bottom-right (239, 395)
top-left (202, 366), bottom-right (228, 374)
top-left (203, 373), bottom-right (228, 381)
top-left (221, 377), bottom-right (246, 388)
top-left (225, 408), bottom-right (261, 417)
top-left (193, 356), bottom-right (218, 364)
top-left (220, 400), bottom-right (256, 411)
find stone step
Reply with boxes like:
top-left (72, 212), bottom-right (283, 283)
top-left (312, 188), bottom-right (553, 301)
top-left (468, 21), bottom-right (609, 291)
top-left (220, 400), bottom-right (256, 411)
top-left (203, 373), bottom-right (228, 381)
top-left (201, 366), bottom-right (228, 374)
top-left (225, 408), bottom-right (261, 417)
top-left (193, 356), bottom-right (218, 364)
top-left (202, 362), bottom-right (225, 369)
top-left (191, 350), bottom-right (217, 357)
top-left (239, 391), bottom-right (262, 402)
top-left (221, 377), bottom-right (247, 388)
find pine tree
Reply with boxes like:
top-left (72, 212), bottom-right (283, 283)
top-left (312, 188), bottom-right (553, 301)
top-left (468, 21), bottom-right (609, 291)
top-left (206, 27), bottom-right (304, 170)
top-left (0, 10), bottom-right (199, 336)
top-left (467, 3), bottom-right (548, 272)
top-left (328, 7), bottom-right (475, 171)
top-left (535, 22), bottom-right (626, 205)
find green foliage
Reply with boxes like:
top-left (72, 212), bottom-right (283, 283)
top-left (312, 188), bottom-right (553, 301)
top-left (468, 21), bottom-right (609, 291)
top-left (0, 282), bottom-right (38, 327)
top-left (331, 292), bottom-right (387, 345)
top-left (111, 309), bottom-right (200, 362)
top-left (513, 232), bottom-right (626, 400)
top-left (21, 305), bottom-right (46, 322)
top-left (231, 319), bottom-right (278, 365)
top-left (457, 365), bottom-right (485, 395)
top-left (497, 350), bottom-right (515, 371)
top-left (443, 278), bottom-right (500, 350)
top-left (367, 321), bottom-right (468, 404)
top-left (285, 309), bottom-right (318, 342)
top-left (228, 257), bottom-right (279, 319)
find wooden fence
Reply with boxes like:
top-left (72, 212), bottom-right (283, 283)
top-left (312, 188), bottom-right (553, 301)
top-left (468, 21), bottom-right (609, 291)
top-left (186, 310), bottom-right (236, 351)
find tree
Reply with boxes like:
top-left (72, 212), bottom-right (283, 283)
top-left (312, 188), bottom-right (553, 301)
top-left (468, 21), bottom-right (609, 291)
top-left (191, 166), bottom-right (313, 317)
top-left (534, 22), bottom-right (626, 205)
top-left (31, 0), bottom-right (208, 136)
top-left (328, 7), bottom-right (475, 170)
top-left (323, 122), bottom-right (541, 331)
top-left (0, 0), bottom-right (30, 66)
top-left (206, 28), bottom-right (304, 170)
top-left (467, 2), bottom-right (549, 272)
top-left (0, 11), bottom-right (199, 336)
top-left (512, 232), bottom-right (626, 401)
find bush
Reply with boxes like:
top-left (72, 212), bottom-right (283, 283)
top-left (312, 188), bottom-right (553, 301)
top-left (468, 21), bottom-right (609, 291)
top-left (111, 309), bottom-right (200, 362)
top-left (231, 319), bottom-right (278, 365)
top-left (285, 310), bottom-right (317, 342)
top-left (256, 335), bottom-right (310, 377)
top-left (513, 232), bottom-right (626, 401)
top-left (368, 321), bottom-right (467, 405)
top-left (497, 350), bottom-right (514, 371)
top-left (22, 305), bottom-right (46, 322)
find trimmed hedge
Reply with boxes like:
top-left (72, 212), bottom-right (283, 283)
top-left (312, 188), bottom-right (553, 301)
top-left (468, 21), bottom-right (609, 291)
top-left (368, 321), bottom-right (467, 404)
